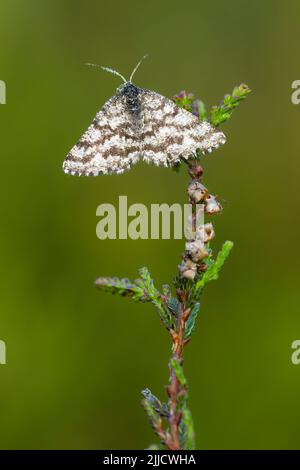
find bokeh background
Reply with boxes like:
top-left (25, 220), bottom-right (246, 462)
top-left (0, 0), bottom-right (300, 450)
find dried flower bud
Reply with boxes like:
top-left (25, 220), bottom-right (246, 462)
top-left (199, 262), bottom-right (207, 272)
top-left (183, 269), bottom-right (196, 281)
top-left (196, 223), bottom-right (215, 243)
top-left (174, 90), bottom-right (187, 100)
top-left (179, 258), bottom-right (197, 280)
top-left (188, 163), bottom-right (203, 180)
top-left (185, 239), bottom-right (209, 262)
top-left (187, 181), bottom-right (208, 203)
top-left (205, 195), bottom-right (222, 215)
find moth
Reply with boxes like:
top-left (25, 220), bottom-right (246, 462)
top-left (63, 57), bottom-right (226, 176)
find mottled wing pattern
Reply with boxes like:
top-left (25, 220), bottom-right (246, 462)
top-left (63, 94), bottom-right (141, 176)
top-left (140, 89), bottom-right (226, 167)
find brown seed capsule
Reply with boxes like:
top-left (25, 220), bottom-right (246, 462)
top-left (179, 258), bottom-right (197, 280)
top-left (187, 181), bottom-right (208, 203)
top-left (205, 195), bottom-right (222, 215)
top-left (182, 269), bottom-right (196, 280)
top-left (185, 239), bottom-right (209, 262)
top-left (196, 223), bottom-right (215, 243)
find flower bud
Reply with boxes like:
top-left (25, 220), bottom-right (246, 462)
top-left (205, 195), bottom-right (222, 215)
top-left (187, 181), bottom-right (208, 203)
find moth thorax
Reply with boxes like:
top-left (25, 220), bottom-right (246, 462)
top-left (121, 82), bottom-right (141, 118)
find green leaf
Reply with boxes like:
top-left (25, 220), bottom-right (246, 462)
top-left (137, 268), bottom-right (174, 329)
top-left (142, 388), bottom-right (161, 411)
top-left (96, 268), bottom-right (174, 330)
top-left (167, 296), bottom-right (180, 317)
top-left (174, 84), bottom-right (250, 128)
top-left (184, 303), bottom-right (200, 340)
top-left (173, 91), bottom-right (195, 113)
top-left (210, 83), bottom-right (251, 127)
top-left (179, 407), bottom-right (196, 450)
top-left (197, 100), bottom-right (207, 121)
top-left (95, 276), bottom-right (146, 301)
top-left (141, 388), bottom-right (163, 429)
top-left (162, 284), bottom-right (171, 298)
top-left (170, 358), bottom-right (186, 387)
top-left (195, 241), bottom-right (233, 291)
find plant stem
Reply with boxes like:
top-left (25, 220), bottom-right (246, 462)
top-left (166, 306), bottom-right (188, 449)
top-left (164, 161), bottom-right (203, 450)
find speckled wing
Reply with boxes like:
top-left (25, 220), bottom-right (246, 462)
top-left (140, 89), bottom-right (226, 167)
top-left (63, 94), bottom-right (141, 176)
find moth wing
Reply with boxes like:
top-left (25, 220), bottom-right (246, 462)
top-left (140, 90), bottom-right (226, 166)
top-left (63, 94), bottom-right (141, 176)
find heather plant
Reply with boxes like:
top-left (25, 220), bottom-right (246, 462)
top-left (95, 83), bottom-right (251, 450)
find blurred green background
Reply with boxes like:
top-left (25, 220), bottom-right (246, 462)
top-left (0, 0), bottom-right (300, 450)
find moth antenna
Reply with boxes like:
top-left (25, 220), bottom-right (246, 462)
top-left (129, 54), bottom-right (149, 83)
top-left (85, 63), bottom-right (127, 84)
